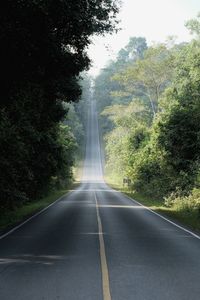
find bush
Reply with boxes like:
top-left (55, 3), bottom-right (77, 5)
top-left (165, 188), bottom-right (200, 216)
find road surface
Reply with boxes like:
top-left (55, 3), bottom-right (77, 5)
top-left (0, 99), bottom-right (200, 300)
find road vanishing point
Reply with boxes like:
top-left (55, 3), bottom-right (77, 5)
top-left (0, 99), bottom-right (200, 300)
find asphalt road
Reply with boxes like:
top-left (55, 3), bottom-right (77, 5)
top-left (0, 100), bottom-right (200, 300)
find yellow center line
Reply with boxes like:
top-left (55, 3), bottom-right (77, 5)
top-left (94, 192), bottom-right (112, 300)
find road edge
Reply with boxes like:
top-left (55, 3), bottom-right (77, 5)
top-left (122, 190), bottom-right (200, 240)
top-left (0, 189), bottom-right (75, 240)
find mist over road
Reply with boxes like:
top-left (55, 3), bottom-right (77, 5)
top-left (0, 99), bottom-right (200, 300)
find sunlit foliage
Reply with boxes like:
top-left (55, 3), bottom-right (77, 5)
top-left (96, 16), bottom-right (200, 204)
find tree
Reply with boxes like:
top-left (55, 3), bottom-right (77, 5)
top-left (124, 37), bottom-right (148, 60)
top-left (156, 42), bottom-right (200, 175)
top-left (112, 44), bottom-right (175, 116)
top-left (0, 0), bottom-right (120, 107)
top-left (102, 100), bottom-right (150, 181)
top-left (0, 0), bottom-right (120, 211)
top-left (185, 12), bottom-right (200, 39)
top-left (95, 37), bottom-right (148, 119)
top-left (117, 37), bottom-right (147, 62)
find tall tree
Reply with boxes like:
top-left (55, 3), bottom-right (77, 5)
top-left (185, 12), bottom-right (200, 39)
top-left (0, 0), bottom-right (120, 211)
top-left (112, 44), bottom-right (174, 116)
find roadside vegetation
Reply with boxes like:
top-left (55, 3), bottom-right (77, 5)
top-left (107, 181), bottom-right (200, 232)
top-left (96, 13), bottom-right (200, 231)
top-left (0, 75), bottom-right (89, 232)
top-left (0, 188), bottom-right (69, 232)
top-left (0, 1), bottom-right (120, 225)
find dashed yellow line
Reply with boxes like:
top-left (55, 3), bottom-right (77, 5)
top-left (94, 192), bottom-right (112, 300)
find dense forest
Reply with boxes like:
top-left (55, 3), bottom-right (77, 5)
top-left (95, 13), bottom-right (200, 215)
top-left (0, 0), bottom-right (120, 212)
top-left (1, 0), bottom-right (200, 224)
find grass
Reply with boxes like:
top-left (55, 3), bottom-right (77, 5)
top-left (105, 177), bottom-right (200, 233)
top-left (0, 183), bottom-right (80, 233)
top-left (126, 190), bottom-right (200, 232)
top-left (0, 150), bottom-right (84, 234)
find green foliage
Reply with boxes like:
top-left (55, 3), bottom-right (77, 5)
top-left (99, 29), bottom-right (200, 205)
top-left (0, 0), bottom-right (120, 107)
top-left (112, 44), bottom-right (175, 116)
top-left (128, 41), bottom-right (200, 198)
top-left (63, 75), bottom-right (92, 161)
top-left (95, 37), bottom-right (149, 141)
top-left (117, 37), bottom-right (147, 62)
top-left (0, 1), bottom-right (119, 212)
top-left (94, 37), bottom-right (148, 113)
top-left (102, 100), bottom-right (151, 181)
top-left (127, 143), bottom-right (167, 198)
top-left (155, 42), bottom-right (200, 181)
top-left (105, 127), bottom-right (130, 178)
top-left (0, 188), bottom-right (71, 231)
top-left (185, 12), bottom-right (200, 39)
top-left (95, 61), bottom-right (128, 114)
top-left (0, 97), bottom-right (76, 211)
top-left (164, 188), bottom-right (200, 224)
top-left (64, 104), bottom-right (84, 145)
top-left (102, 99), bottom-right (151, 127)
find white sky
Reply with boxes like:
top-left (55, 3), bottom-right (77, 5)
top-left (88, 0), bottom-right (200, 75)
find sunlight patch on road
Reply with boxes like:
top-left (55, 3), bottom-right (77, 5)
top-left (79, 232), bottom-right (105, 235)
top-left (98, 204), bottom-right (144, 209)
top-left (74, 189), bottom-right (118, 192)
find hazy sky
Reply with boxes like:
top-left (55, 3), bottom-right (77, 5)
top-left (88, 0), bottom-right (200, 75)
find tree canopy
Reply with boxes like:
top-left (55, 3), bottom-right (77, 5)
top-left (0, 0), bottom-right (120, 212)
top-left (95, 16), bottom-right (200, 202)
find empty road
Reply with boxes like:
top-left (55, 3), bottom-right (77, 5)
top-left (0, 99), bottom-right (200, 300)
